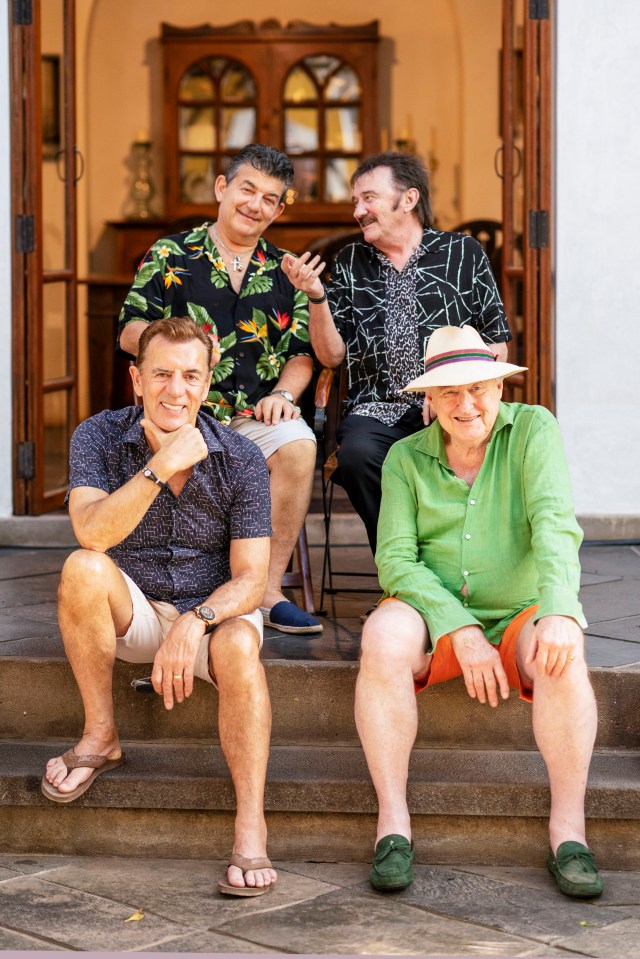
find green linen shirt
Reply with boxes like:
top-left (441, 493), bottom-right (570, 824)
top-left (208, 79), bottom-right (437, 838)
top-left (376, 402), bottom-right (587, 652)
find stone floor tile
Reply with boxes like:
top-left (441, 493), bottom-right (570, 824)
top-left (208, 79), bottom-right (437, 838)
top-left (0, 575), bottom-right (60, 610)
top-left (393, 867), bottom-right (628, 942)
top-left (277, 860), bottom-right (370, 887)
top-left (587, 615), bottom-right (640, 644)
top-left (555, 916), bottom-right (640, 957)
top-left (0, 635), bottom-right (65, 656)
top-left (0, 925), bottom-right (67, 950)
top-left (8, 601), bottom-right (60, 624)
top-left (585, 634), bottom-right (640, 667)
top-left (580, 579), bottom-right (640, 625)
top-left (0, 874), bottom-right (188, 951)
top-left (581, 546), bottom-right (640, 581)
top-left (43, 857), bottom-right (338, 929)
top-left (136, 929), bottom-right (283, 952)
top-left (214, 885), bottom-right (564, 956)
top-left (0, 610), bottom-right (59, 642)
top-left (581, 572), bottom-right (623, 587)
top-left (0, 854), bottom-right (76, 875)
top-left (0, 548), bottom-right (71, 582)
top-left (456, 865), bottom-right (640, 907)
top-left (0, 867), bottom-right (19, 880)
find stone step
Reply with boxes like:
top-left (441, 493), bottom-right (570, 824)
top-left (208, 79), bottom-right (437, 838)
top-left (2, 741), bottom-right (640, 866)
top-left (3, 657), bottom-right (640, 751)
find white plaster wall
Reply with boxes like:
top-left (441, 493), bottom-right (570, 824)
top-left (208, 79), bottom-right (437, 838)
top-left (556, 1), bottom-right (640, 517)
top-left (0, 0), bottom-right (12, 517)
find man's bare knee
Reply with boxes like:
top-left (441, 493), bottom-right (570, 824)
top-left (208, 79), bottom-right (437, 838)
top-left (209, 619), bottom-right (262, 683)
top-left (59, 549), bottom-right (118, 602)
top-left (268, 439), bottom-right (316, 477)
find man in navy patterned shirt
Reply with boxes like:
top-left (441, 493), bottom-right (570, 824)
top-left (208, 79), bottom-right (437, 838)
top-left (41, 317), bottom-right (278, 897)
top-left (284, 152), bottom-right (512, 553)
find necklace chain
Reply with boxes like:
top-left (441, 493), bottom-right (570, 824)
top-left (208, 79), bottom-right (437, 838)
top-left (211, 224), bottom-right (252, 273)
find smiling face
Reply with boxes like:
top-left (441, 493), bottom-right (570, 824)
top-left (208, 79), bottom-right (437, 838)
top-left (427, 379), bottom-right (504, 449)
top-left (215, 163), bottom-right (286, 245)
top-left (351, 166), bottom-right (419, 250)
top-left (130, 335), bottom-right (212, 432)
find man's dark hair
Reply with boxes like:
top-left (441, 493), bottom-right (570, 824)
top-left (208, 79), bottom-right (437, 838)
top-left (136, 316), bottom-right (213, 370)
top-left (351, 152), bottom-right (434, 229)
top-left (226, 144), bottom-right (294, 201)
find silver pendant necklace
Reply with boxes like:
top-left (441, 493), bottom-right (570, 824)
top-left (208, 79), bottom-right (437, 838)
top-left (211, 224), bottom-right (251, 273)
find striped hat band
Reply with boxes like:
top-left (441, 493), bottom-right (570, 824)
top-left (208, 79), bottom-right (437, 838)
top-left (424, 348), bottom-right (497, 374)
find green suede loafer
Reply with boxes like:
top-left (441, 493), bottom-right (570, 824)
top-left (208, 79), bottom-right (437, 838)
top-left (547, 841), bottom-right (604, 898)
top-left (369, 834), bottom-right (414, 891)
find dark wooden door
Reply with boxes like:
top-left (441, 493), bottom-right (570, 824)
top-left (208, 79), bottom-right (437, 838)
top-left (11, 0), bottom-right (79, 513)
top-left (500, 0), bottom-right (553, 408)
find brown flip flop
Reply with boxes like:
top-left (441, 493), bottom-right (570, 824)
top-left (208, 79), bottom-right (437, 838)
top-left (41, 747), bottom-right (125, 803)
top-left (218, 854), bottom-right (277, 897)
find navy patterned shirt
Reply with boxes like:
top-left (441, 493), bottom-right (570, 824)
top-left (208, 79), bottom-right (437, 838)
top-left (327, 228), bottom-right (512, 426)
top-left (66, 407), bottom-right (272, 612)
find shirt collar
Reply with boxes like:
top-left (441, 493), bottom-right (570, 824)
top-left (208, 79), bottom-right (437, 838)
top-left (362, 226), bottom-right (445, 263)
top-left (415, 401), bottom-right (515, 466)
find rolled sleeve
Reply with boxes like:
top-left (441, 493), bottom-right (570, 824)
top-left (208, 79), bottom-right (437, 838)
top-left (523, 410), bottom-right (587, 628)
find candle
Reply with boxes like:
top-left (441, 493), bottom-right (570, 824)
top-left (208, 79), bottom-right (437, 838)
top-left (135, 128), bottom-right (150, 144)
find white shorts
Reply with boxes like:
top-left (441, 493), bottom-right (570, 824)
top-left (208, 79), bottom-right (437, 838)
top-left (229, 415), bottom-right (316, 460)
top-left (115, 571), bottom-right (264, 685)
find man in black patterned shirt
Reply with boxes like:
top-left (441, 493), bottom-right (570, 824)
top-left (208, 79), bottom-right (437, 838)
top-left (41, 317), bottom-right (278, 897)
top-left (283, 152), bottom-right (512, 552)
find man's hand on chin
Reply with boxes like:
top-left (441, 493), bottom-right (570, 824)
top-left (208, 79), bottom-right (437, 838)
top-left (141, 418), bottom-right (208, 475)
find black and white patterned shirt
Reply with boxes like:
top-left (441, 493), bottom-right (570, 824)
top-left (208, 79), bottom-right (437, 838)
top-left (327, 228), bottom-right (512, 426)
top-left (66, 407), bottom-right (272, 612)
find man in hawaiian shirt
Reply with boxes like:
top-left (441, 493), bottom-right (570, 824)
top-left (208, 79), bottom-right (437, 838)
top-left (119, 144), bottom-right (321, 634)
top-left (283, 152), bottom-right (512, 554)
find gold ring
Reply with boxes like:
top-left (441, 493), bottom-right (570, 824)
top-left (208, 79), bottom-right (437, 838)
top-left (173, 674), bottom-right (183, 680)
top-left (568, 654), bottom-right (575, 662)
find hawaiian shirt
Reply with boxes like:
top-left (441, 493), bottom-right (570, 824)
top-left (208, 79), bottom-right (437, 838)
top-left (327, 228), bottom-right (512, 426)
top-left (66, 406), bottom-right (272, 613)
top-left (117, 222), bottom-right (312, 424)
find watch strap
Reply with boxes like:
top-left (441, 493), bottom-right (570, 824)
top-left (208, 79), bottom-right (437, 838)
top-left (142, 467), bottom-right (170, 492)
top-left (270, 389), bottom-right (295, 403)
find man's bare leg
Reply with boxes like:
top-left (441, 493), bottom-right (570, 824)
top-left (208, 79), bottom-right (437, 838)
top-left (44, 549), bottom-right (133, 794)
top-left (210, 619), bottom-right (276, 890)
top-left (517, 617), bottom-right (597, 852)
top-left (261, 439), bottom-right (316, 609)
top-left (355, 600), bottom-right (431, 844)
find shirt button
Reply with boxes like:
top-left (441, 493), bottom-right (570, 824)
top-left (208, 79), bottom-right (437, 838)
top-left (469, 499), bottom-right (476, 505)
top-left (239, 384), bottom-right (245, 390)
top-left (463, 601), bottom-right (469, 607)
top-left (465, 534), bottom-right (471, 540)
top-left (239, 351), bottom-right (245, 357)
top-left (463, 570), bottom-right (469, 576)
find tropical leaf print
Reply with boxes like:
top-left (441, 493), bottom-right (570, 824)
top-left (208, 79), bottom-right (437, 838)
top-left (124, 290), bottom-right (147, 312)
top-left (132, 261), bottom-right (162, 289)
top-left (152, 239), bottom-right (184, 258)
top-left (187, 302), bottom-right (217, 334)
top-left (240, 272), bottom-right (273, 298)
top-left (210, 356), bottom-right (235, 384)
top-left (256, 351), bottom-right (285, 380)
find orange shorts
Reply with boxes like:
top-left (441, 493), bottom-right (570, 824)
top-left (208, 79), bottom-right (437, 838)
top-left (379, 599), bottom-right (539, 702)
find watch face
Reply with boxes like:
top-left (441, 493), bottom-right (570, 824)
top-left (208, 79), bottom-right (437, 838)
top-left (197, 605), bottom-right (215, 623)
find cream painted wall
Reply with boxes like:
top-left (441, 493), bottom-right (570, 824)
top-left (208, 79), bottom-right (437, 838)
top-left (556, 0), bottom-right (640, 519)
top-left (0, 0), bottom-right (12, 516)
top-left (83, 0), bottom-right (502, 269)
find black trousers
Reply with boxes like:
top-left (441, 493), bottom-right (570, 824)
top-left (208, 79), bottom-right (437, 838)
top-left (333, 408), bottom-right (425, 555)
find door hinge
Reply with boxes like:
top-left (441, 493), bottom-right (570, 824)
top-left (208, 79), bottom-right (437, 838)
top-left (528, 210), bottom-right (549, 249)
top-left (17, 441), bottom-right (35, 480)
top-left (15, 214), bottom-right (35, 253)
top-left (13, 0), bottom-right (33, 25)
top-left (529, 0), bottom-right (550, 20)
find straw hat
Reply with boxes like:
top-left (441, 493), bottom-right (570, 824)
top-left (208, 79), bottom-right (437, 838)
top-left (401, 325), bottom-right (527, 391)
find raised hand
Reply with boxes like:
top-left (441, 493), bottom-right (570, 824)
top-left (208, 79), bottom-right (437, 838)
top-left (281, 252), bottom-right (326, 298)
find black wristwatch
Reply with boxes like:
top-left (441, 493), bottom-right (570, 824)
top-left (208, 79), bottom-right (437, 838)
top-left (193, 605), bottom-right (216, 630)
top-left (270, 389), bottom-right (295, 404)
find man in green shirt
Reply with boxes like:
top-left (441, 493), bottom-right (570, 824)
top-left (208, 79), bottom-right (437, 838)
top-left (356, 325), bottom-right (603, 900)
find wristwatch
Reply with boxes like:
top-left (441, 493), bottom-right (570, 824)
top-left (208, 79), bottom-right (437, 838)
top-left (192, 604), bottom-right (216, 629)
top-left (270, 389), bottom-right (295, 404)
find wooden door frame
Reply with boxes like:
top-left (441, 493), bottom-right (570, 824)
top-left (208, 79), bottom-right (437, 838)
top-left (10, 0), bottom-right (79, 514)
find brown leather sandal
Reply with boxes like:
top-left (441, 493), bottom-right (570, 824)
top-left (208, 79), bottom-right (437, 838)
top-left (218, 853), bottom-right (277, 897)
top-left (41, 747), bottom-right (125, 803)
